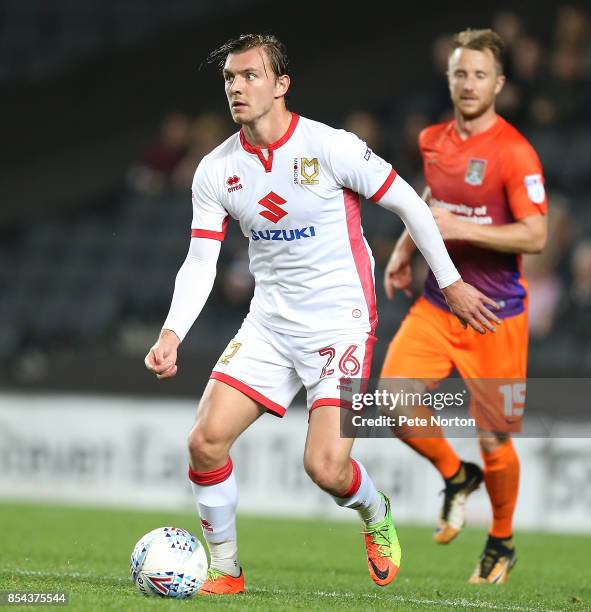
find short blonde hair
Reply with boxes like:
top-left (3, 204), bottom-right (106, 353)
top-left (452, 28), bottom-right (505, 74)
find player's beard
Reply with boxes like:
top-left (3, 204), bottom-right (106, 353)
top-left (455, 93), bottom-right (495, 121)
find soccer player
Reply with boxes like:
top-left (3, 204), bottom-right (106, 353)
top-left (381, 29), bottom-right (548, 584)
top-left (144, 33), bottom-right (499, 594)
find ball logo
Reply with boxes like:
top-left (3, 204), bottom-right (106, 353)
top-left (145, 572), bottom-right (174, 595)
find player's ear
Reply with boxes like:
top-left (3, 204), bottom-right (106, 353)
top-left (275, 74), bottom-right (290, 99)
top-left (494, 73), bottom-right (506, 95)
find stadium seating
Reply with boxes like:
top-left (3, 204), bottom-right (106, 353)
top-left (0, 0), bottom-right (249, 82)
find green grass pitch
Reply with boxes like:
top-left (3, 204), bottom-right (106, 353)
top-left (0, 502), bottom-right (589, 611)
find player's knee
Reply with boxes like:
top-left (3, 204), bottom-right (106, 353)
top-left (303, 452), bottom-right (350, 493)
top-left (187, 425), bottom-right (228, 470)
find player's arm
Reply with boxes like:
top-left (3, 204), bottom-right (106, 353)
top-left (431, 208), bottom-right (547, 254)
top-left (145, 156), bottom-right (227, 379)
top-left (145, 237), bottom-right (221, 379)
top-left (383, 186), bottom-right (429, 299)
top-left (376, 175), bottom-right (501, 333)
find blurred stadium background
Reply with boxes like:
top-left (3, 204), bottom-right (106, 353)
top-left (1, 0), bottom-right (590, 537)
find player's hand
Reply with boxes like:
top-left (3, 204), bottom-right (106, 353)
top-left (384, 248), bottom-right (413, 300)
top-left (145, 329), bottom-right (180, 379)
top-left (441, 279), bottom-right (501, 334)
top-left (432, 207), bottom-right (465, 240)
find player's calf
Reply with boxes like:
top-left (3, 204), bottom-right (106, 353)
top-left (189, 459), bottom-right (242, 594)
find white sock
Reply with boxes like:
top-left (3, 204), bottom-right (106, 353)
top-left (358, 492), bottom-right (386, 525)
top-left (332, 459), bottom-right (387, 525)
top-left (206, 540), bottom-right (239, 577)
top-left (191, 468), bottom-right (240, 577)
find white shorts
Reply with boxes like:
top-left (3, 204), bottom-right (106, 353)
top-left (210, 316), bottom-right (376, 417)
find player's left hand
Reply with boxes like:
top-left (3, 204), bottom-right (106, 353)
top-left (432, 207), bottom-right (465, 240)
top-left (441, 279), bottom-right (501, 334)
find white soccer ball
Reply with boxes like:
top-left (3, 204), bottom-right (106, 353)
top-left (130, 526), bottom-right (208, 598)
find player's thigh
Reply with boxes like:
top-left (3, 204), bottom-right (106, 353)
top-left (454, 310), bottom-right (528, 379)
top-left (288, 330), bottom-right (371, 465)
top-left (454, 310), bottom-right (528, 434)
top-left (192, 378), bottom-right (265, 451)
top-left (209, 316), bottom-right (302, 418)
top-left (295, 329), bottom-right (376, 415)
top-left (380, 297), bottom-right (454, 380)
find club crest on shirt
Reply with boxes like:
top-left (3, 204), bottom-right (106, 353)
top-left (465, 158), bottom-right (487, 186)
top-left (300, 157), bottom-right (320, 185)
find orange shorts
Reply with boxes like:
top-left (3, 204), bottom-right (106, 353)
top-left (381, 297), bottom-right (528, 431)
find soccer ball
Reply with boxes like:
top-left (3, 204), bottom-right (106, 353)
top-left (130, 526), bottom-right (208, 598)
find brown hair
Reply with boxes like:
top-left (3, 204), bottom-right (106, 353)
top-left (452, 28), bottom-right (505, 73)
top-left (205, 33), bottom-right (289, 78)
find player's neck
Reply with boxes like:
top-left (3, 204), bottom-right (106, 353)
top-left (454, 107), bottom-right (498, 140)
top-left (241, 107), bottom-right (292, 148)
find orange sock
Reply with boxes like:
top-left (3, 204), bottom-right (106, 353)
top-left (481, 439), bottom-right (520, 538)
top-left (401, 437), bottom-right (461, 479)
top-left (397, 406), bottom-right (461, 479)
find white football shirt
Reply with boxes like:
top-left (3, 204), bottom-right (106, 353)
top-left (191, 113), bottom-right (396, 337)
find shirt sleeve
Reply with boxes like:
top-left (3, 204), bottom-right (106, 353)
top-left (191, 156), bottom-right (229, 241)
top-left (162, 237), bottom-right (221, 341)
top-left (376, 174), bottom-right (460, 288)
top-left (329, 129), bottom-right (397, 200)
top-left (502, 139), bottom-right (548, 220)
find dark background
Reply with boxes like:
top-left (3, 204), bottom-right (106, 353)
top-left (1, 0), bottom-right (589, 397)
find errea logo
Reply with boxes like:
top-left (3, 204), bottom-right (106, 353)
top-left (227, 175), bottom-right (243, 193)
top-left (258, 191), bottom-right (287, 223)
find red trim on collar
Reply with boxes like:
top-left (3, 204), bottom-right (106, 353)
top-left (268, 112), bottom-right (299, 149)
top-left (239, 113), bottom-right (300, 172)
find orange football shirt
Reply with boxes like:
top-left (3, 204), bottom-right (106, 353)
top-left (420, 116), bottom-right (547, 317)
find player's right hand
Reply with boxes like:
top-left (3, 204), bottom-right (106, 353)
top-left (441, 279), bottom-right (501, 334)
top-left (384, 248), bottom-right (413, 300)
top-left (144, 329), bottom-right (180, 380)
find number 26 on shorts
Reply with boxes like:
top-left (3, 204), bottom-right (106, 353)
top-left (318, 345), bottom-right (360, 378)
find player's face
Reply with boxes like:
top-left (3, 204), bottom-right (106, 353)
top-left (447, 48), bottom-right (505, 120)
top-left (223, 48), bottom-right (287, 125)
